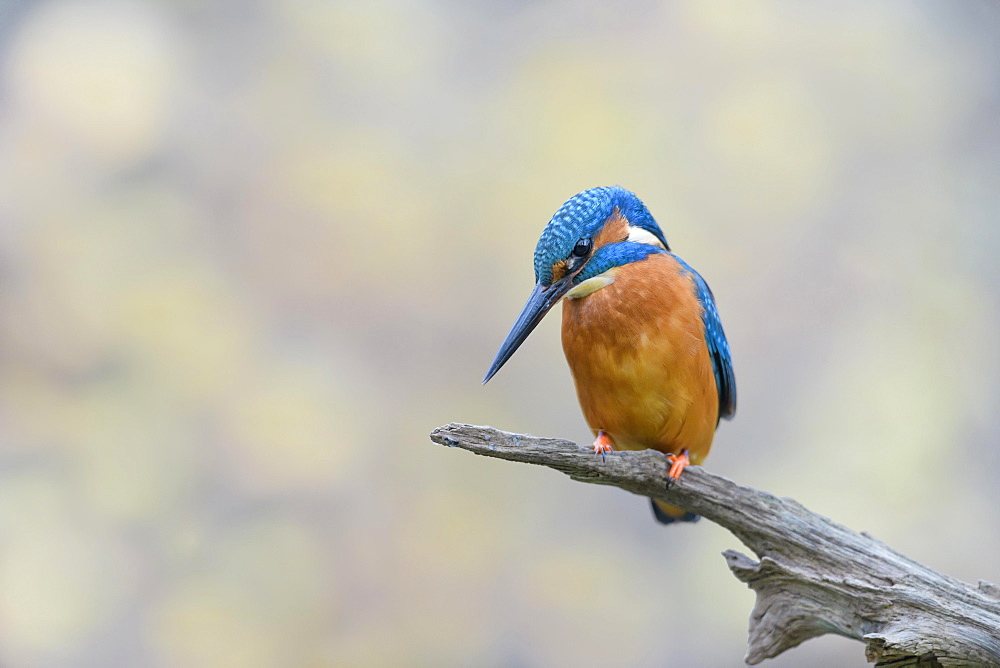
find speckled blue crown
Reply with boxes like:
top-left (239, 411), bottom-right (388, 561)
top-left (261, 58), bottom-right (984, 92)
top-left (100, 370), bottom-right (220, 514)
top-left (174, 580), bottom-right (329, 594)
top-left (532, 186), bottom-right (669, 285)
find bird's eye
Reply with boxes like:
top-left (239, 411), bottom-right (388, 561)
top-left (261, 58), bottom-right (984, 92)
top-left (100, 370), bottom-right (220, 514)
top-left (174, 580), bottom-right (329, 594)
top-left (572, 238), bottom-right (592, 257)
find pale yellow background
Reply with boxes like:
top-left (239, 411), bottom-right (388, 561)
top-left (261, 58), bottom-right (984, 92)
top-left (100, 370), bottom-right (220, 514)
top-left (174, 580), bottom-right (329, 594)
top-left (1, 1), bottom-right (998, 666)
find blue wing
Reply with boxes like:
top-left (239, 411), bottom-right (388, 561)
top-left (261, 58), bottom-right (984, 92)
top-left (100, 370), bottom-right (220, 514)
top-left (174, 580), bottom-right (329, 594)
top-left (673, 255), bottom-right (737, 422)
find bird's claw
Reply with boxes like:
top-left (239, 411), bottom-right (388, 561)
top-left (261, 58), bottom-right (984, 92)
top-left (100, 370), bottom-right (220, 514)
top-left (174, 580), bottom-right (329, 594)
top-left (664, 450), bottom-right (690, 490)
top-left (592, 430), bottom-right (614, 462)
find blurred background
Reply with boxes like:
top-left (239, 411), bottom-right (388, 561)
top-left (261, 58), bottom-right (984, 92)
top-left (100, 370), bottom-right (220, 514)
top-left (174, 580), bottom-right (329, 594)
top-left (0, 1), bottom-right (998, 665)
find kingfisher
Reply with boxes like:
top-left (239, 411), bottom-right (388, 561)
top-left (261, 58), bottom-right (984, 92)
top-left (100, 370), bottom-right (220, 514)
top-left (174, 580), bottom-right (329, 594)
top-left (483, 186), bottom-right (736, 525)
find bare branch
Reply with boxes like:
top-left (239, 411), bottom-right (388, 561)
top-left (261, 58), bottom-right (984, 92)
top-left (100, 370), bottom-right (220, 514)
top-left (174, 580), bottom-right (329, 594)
top-left (430, 423), bottom-right (1000, 666)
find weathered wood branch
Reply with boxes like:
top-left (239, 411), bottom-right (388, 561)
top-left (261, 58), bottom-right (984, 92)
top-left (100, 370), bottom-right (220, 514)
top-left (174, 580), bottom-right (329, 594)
top-left (430, 423), bottom-right (1000, 666)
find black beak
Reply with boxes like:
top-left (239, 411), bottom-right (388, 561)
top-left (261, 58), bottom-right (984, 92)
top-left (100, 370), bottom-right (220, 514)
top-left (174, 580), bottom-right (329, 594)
top-left (483, 276), bottom-right (574, 384)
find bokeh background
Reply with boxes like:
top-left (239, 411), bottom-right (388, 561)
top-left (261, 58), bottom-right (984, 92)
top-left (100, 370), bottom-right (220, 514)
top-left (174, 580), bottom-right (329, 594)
top-left (1, 1), bottom-right (999, 666)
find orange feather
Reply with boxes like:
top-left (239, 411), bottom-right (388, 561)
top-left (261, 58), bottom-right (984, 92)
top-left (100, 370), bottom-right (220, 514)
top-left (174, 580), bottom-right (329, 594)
top-left (560, 253), bottom-right (719, 465)
top-left (592, 209), bottom-right (629, 249)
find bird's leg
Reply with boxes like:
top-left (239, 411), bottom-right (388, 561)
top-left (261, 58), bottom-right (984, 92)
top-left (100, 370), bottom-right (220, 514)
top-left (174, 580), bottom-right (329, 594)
top-left (592, 430), bottom-right (614, 462)
top-left (665, 449), bottom-right (690, 489)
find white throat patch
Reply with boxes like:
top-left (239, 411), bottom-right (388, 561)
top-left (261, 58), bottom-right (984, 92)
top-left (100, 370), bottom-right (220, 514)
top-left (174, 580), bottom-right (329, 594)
top-left (565, 268), bottom-right (617, 300)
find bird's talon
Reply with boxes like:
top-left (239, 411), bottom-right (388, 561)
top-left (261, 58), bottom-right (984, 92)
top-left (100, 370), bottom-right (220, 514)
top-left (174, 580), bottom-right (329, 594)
top-left (592, 430), bottom-right (614, 462)
top-left (665, 450), bottom-right (690, 488)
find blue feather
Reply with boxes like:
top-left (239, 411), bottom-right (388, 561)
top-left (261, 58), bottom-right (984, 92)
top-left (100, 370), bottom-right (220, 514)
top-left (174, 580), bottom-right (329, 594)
top-left (574, 241), bottom-right (664, 282)
top-left (672, 255), bottom-right (737, 422)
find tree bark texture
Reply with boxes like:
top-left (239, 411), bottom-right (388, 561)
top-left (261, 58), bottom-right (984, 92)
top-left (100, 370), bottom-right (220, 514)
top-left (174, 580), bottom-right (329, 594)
top-left (430, 423), bottom-right (1000, 666)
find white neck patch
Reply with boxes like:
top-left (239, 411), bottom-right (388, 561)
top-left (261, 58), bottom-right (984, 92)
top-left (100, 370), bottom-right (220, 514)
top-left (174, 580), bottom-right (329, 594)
top-left (627, 225), bottom-right (666, 249)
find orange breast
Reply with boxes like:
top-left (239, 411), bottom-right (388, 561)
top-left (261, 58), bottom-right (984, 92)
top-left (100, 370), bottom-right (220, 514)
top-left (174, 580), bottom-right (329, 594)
top-left (560, 253), bottom-right (719, 464)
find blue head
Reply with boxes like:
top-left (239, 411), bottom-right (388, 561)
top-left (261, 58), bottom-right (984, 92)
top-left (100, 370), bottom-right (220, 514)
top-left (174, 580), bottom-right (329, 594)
top-left (484, 186), bottom-right (670, 382)
top-left (532, 186), bottom-right (668, 285)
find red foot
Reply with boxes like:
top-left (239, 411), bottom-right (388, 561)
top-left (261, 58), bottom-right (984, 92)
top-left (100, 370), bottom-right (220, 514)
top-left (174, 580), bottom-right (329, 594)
top-left (665, 450), bottom-right (690, 489)
top-left (592, 430), bottom-right (614, 462)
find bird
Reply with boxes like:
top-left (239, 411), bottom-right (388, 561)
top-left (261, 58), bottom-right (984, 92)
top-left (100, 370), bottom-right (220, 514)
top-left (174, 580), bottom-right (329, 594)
top-left (483, 186), bottom-right (736, 525)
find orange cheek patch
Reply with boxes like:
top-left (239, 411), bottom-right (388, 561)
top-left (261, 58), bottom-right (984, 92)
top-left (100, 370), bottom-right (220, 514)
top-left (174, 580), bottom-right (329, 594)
top-left (593, 208), bottom-right (629, 250)
top-left (551, 260), bottom-right (568, 282)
